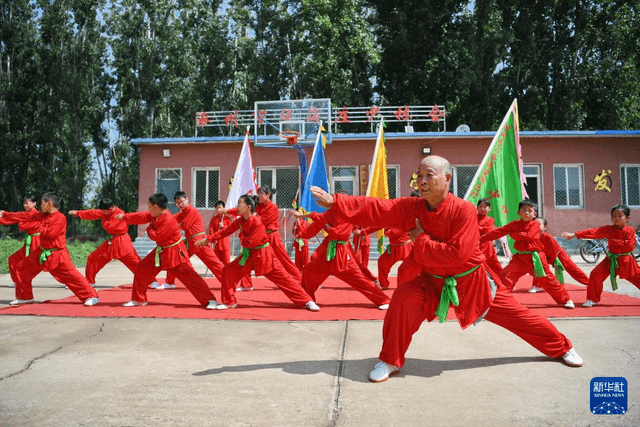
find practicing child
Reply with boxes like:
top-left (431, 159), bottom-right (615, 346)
top-left (0, 194), bottom-right (41, 288)
top-left (162, 191), bottom-right (225, 290)
top-left (562, 204), bottom-right (640, 307)
top-left (476, 198), bottom-right (503, 275)
top-left (69, 198), bottom-right (159, 288)
top-left (0, 193), bottom-right (99, 306)
top-left (292, 209), bottom-right (391, 309)
top-left (480, 199), bottom-right (575, 309)
top-left (530, 217), bottom-right (588, 293)
top-left (196, 194), bottom-right (319, 311)
top-left (115, 193), bottom-right (218, 309)
top-left (375, 228), bottom-right (413, 290)
top-left (292, 216), bottom-right (310, 273)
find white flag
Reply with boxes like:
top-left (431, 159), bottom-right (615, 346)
top-left (226, 127), bottom-right (257, 208)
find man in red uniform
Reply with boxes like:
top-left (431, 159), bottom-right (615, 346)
top-left (1, 193), bottom-right (100, 306)
top-left (308, 155), bottom-right (583, 383)
top-left (69, 198), bottom-right (158, 288)
top-left (162, 192), bottom-right (225, 289)
top-left (292, 210), bottom-right (390, 309)
top-left (530, 217), bottom-right (588, 292)
top-left (1, 194), bottom-right (41, 288)
top-left (115, 193), bottom-right (218, 309)
top-left (476, 198), bottom-right (504, 276)
top-left (480, 200), bottom-right (575, 309)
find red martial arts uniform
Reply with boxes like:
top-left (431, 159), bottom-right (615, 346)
top-left (292, 218), bottom-right (310, 273)
top-left (2, 209), bottom-right (42, 285)
top-left (533, 232), bottom-right (589, 287)
top-left (12, 210), bottom-right (98, 303)
top-left (376, 228), bottom-right (413, 289)
top-left (165, 205), bottom-right (224, 285)
top-left (477, 213), bottom-right (503, 275)
top-left (207, 214), bottom-right (312, 306)
top-left (353, 226), bottom-right (374, 266)
top-left (209, 212), bottom-right (233, 264)
top-left (575, 225), bottom-right (640, 302)
top-left (481, 219), bottom-right (571, 305)
top-left (231, 200), bottom-right (301, 282)
top-left (329, 193), bottom-right (572, 369)
top-left (122, 210), bottom-right (216, 306)
top-left (74, 207), bottom-right (143, 284)
top-left (296, 211), bottom-right (390, 306)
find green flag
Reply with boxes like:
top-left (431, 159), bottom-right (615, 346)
top-left (465, 99), bottom-right (528, 244)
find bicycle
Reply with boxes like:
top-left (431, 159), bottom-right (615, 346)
top-left (579, 238), bottom-right (608, 264)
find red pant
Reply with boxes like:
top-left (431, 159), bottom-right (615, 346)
top-left (379, 271), bottom-right (572, 368)
top-left (214, 247), bottom-right (230, 265)
top-left (533, 251), bottom-right (589, 287)
top-left (302, 257), bottom-right (390, 306)
top-left (85, 241), bottom-right (141, 284)
top-left (166, 245), bottom-right (224, 284)
top-left (268, 232), bottom-right (302, 282)
top-left (16, 248), bottom-right (98, 303)
top-left (377, 249), bottom-right (411, 289)
top-left (219, 256), bottom-right (311, 306)
top-left (484, 245), bottom-right (503, 276)
top-left (500, 254), bottom-right (570, 304)
top-left (585, 255), bottom-right (640, 302)
top-left (131, 253), bottom-right (216, 306)
top-left (294, 244), bottom-right (309, 273)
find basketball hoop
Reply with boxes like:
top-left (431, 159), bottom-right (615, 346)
top-left (279, 130), bottom-right (300, 145)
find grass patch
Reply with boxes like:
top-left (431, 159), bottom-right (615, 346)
top-left (0, 238), bottom-right (102, 274)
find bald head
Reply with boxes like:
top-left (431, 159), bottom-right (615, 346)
top-left (419, 155), bottom-right (452, 177)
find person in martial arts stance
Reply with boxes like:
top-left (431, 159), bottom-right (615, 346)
top-left (1, 193), bottom-right (100, 306)
top-left (196, 194), bottom-right (319, 311)
top-left (69, 198), bottom-right (159, 288)
top-left (476, 198), bottom-right (503, 276)
top-left (291, 209), bottom-right (391, 310)
top-left (308, 155), bottom-right (583, 383)
top-left (115, 193), bottom-right (218, 309)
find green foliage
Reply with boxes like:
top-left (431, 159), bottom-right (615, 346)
top-left (66, 239), bottom-right (103, 268)
top-left (0, 238), bottom-right (24, 275)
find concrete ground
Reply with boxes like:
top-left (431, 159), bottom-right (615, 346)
top-left (1, 257), bottom-right (639, 426)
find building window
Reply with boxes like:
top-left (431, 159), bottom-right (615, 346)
top-left (193, 168), bottom-right (220, 209)
top-left (452, 165), bottom-right (479, 197)
top-left (621, 164), bottom-right (640, 207)
top-left (331, 166), bottom-right (358, 195)
top-left (387, 165), bottom-right (400, 199)
top-left (156, 168), bottom-right (182, 213)
top-left (257, 167), bottom-right (300, 208)
top-left (553, 164), bottom-right (584, 208)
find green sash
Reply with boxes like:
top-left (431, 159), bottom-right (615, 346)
top-left (385, 240), bottom-right (411, 255)
top-left (607, 252), bottom-right (632, 291)
top-left (295, 238), bottom-right (304, 249)
top-left (184, 231), bottom-right (206, 250)
top-left (107, 233), bottom-right (126, 245)
top-left (517, 251), bottom-right (546, 278)
top-left (25, 233), bottom-right (40, 256)
top-left (326, 240), bottom-right (347, 261)
top-left (430, 265), bottom-right (480, 323)
top-left (553, 257), bottom-right (565, 284)
top-left (39, 246), bottom-right (61, 264)
top-left (155, 239), bottom-right (182, 267)
top-left (238, 242), bottom-right (269, 266)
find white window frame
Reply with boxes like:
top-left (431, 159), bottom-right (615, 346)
top-left (451, 165), bottom-right (479, 197)
top-left (155, 168), bottom-right (182, 212)
top-left (553, 164), bottom-right (585, 209)
top-left (192, 167), bottom-right (220, 210)
top-left (620, 164), bottom-right (640, 208)
top-left (330, 166), bottom-right (359, 195)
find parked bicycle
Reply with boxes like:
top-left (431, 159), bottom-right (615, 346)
top-left (579, 232), bottom-right (640, 263)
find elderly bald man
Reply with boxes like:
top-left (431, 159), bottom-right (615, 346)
top-left (310, 155), bottom-right (583, 382)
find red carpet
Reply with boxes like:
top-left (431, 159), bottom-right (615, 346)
top-left (2, 276), bottom-right (640, 321)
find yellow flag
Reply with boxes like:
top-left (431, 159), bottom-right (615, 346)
top-left (366, 119), bottom-right (389, 253)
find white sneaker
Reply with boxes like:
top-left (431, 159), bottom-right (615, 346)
top-left (369, 361), bottom-right (400, 382)
top-left (235, 286), bottom-right (253, 291)
top-left (206, 300), bottom-right (218, 310)
top-left (561, 348), bottom-right (583, 367)
top-left (8, 282), bottom-right (16, 288)
top-left (305, 301), bottom-right (320, 311)
top-left (122, 300), bottom-right (148, 307)
top-left (583, 299), bottom-right (597, 308)
top-left (378, 304), bottom-right (390, 310)
top-left (150, 281), bottom-right (160, 289)
top-left (528, 286), bottom-right (544, 293)
top-left (9, 298), bottom-right (35, 306)
top-left (156, 283), bottom-right (176, 290)
top-left (216, 303), bottom-right (238, 310)
top-left (564, 300), bottom-right (575, 309)
top-left (84, 297), bottom-right (100, 306)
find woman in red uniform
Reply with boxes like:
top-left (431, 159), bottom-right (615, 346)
top-left (197, 194), bottom-right (318, 311)
top-left (562, 204), bottom-right (640, 307)
top-left (1, 194), bottom-right (41, 288)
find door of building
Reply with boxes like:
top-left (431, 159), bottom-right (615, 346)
top-left (523, 164), bottom-right (542, 217)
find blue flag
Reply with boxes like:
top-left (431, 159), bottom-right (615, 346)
top-left (300, 125), bottom-right (328, 213)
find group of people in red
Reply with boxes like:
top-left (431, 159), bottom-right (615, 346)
top-left (3, 154), bottom-right (640, 383)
